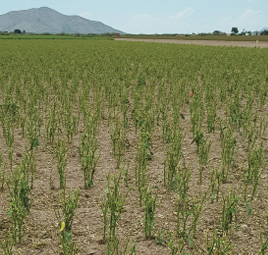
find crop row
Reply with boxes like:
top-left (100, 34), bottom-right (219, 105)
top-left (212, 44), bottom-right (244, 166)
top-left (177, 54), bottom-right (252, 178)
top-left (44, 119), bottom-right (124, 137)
top-left (0, 40), bottom-right (268, 254)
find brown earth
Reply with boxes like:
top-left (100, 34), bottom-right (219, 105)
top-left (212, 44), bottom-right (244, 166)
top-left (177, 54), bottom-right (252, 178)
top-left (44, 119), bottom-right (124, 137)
top-left (1, 41), bottom-right (268, 255)
top-left (1, 96), bottom-right (268, 255)
top-left (115, 38), bottom-right (268, 48)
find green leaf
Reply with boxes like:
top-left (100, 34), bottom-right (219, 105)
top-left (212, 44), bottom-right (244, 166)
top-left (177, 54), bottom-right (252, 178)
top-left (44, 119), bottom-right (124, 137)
top-left (188, 237), bottom-right (194, 248)
top-left (211, 194), bottom-right (216, 201)
top-left (64, 231), bottom-right (72, 243)
top-left (245, 202), bottom-right (252, 216)
top-left (229, 208), bottom-right (236, 215)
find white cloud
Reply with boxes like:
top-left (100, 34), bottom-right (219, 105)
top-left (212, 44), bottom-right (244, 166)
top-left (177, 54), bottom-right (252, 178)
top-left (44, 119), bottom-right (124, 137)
top-left (79, 12), bottom-right (91, 19)
top-left (165, 8), bottom-right (195, 33)
top-left (121, 14), bottom-right (156, 34)
top-left (220, 9), bottom-right (263, 32)
top-left (121, 8), bottom-right (195, 34)
top-left (236, 9), bottom-right (261, 24)
top-left (167, 8), bottom-right (195, 23)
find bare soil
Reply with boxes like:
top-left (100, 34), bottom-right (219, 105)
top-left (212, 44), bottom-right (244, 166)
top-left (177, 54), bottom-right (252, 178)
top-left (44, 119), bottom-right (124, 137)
top-left (1, 41), bottom-right (268, 255)
top-left (1, 97), bottom-right (268, 255)
top-left (115, 38), bottom-right (268, 48)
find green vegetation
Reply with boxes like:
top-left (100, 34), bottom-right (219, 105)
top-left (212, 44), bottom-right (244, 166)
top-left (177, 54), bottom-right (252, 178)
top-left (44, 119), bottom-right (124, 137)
top-left (0, 33), bottom-right (115, 40)
top-left (0, 39), bottom-right (268, 254)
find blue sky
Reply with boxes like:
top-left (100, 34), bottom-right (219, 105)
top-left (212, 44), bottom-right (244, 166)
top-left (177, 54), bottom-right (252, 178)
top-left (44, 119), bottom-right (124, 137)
top-left (1, 0), bottom-right (267, 34)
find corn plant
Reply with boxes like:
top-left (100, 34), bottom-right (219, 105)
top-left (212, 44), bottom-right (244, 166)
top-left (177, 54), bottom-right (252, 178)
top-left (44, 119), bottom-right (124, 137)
top-left (191, 129), bottom-right (203, 153)
top-left (192, 191), bottom-right (208, 239)
top-left (21, 151), bottom-right (36, 189)
top-left (206, 228), bottom-right (232, 254)
top-left (205, 91), bottom-right (217, 133)
top-left (1, 232), bottom-right (14, 255)
top-left (120, 90), bottom-right (130, 129)
top-left (260, 233), bottom-right (268, 255)
top-left (123, 163), bottom-right (130, 188)
top-left (79, 125), bottom-right (100, 188)
top-left (228, 91), bottom-right (242, 130)
top-left (102, 173), bottom-right (128, 242)
top-left (191, 129), bottom-right (211, 184)
top-left (2, 123), bottom-right (15, 170)
top-left (166, 232), bottom-right (185, 255)
top-left (0, 153), bottom-right (6, 191)
top-left (6, 165), bottom-right (31, 244)
top-left (210, 169), bottom-right (221, 203)
top-left (176, 192), bottom-right (206, 246)
top-left (106, 236), bottom-right (137, 255)
top-left (46, 101), bottom-right (58, 144)
top-left (135, 131), bottom-right (152, 205)
top-left (246, 121), bottom-right (258, 153)
top-left (241, 94), bottom-right (254, 134)
top-left (155, 229), bottom-right (170, 247)
top-left (0, 101), bottom-right (20, 128)
top-left (66, 114), bottom-right (77, 143)
top-left (143, 187), bottom-right (157, 239)
top-left (158, 107), bottom-right (170, 143)
top-left (259, 117), bottom-right (268, 137)
top-left (221, 190), bottom-right (238, 233)
top-left (164, 128), bottom-right (184, 190)
top-left (55, 139), bottom-right (68, 190)
top-left (176, 166), bottom-right (191, 200)
top-left (131, 91), bottom-right (143, 133)
top-left (243, 144), bottom-right (263, 201)
top-left (220, 124), bottom-right (236, 183)
top-left (111, 118), bottom-right (128, 169)
top-left (55, 189), bottom-right (79, 255)
top-left (190, 89), bottom-right (203, 138)
top-left (197, 134), bottom-right (211, 184)
top-left (176, 196), bottom-right (193, 242)
top-left (60, 94), bottom-right (78, 143)
top-left (27, 105), bottom-right (42, 151)
top-left (259, 201), bottom-right (268, 255)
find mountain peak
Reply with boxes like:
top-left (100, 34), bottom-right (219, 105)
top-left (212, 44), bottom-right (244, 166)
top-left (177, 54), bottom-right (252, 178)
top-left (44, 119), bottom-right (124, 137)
top-left (0, 7), bottom-right (123, 34)
top-left (39, 6), bottom-right (52, 10)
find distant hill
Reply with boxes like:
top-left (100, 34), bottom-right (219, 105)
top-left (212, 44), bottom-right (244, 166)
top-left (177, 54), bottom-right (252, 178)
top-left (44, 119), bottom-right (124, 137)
top-left (0, 7), bottom-right (123, 34)
top-left (261, 27), bottom-right (268, 32)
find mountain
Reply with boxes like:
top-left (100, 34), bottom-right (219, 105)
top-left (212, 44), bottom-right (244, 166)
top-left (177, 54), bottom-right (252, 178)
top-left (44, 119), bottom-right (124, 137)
top-left (0, 7), bottom-right (123, 34)
top-left (260, 27), bottom-right (268, 32)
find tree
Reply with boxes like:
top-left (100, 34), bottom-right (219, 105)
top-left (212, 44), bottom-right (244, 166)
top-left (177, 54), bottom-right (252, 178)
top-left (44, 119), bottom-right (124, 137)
top-left (212, 30), bottom-right (222, 36)
top-left (239, 28), bottom-right (246, 36)
top-left (260, 30), bottom-right (268, 35)
top-left (231, 27), bottom-right (239, 35)
top-left (14, 29), bottom-right (22, 34)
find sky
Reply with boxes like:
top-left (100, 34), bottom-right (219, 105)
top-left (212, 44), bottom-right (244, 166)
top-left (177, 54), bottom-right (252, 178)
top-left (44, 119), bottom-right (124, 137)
top-left (0, 0), bottom-right (267, 34)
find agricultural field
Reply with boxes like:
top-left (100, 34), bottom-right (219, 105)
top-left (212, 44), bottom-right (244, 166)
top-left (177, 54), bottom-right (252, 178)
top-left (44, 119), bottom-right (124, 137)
top-left (0, 39), bottom-right (268, 255)
top-left (116, 38), bottom-right (268, 48)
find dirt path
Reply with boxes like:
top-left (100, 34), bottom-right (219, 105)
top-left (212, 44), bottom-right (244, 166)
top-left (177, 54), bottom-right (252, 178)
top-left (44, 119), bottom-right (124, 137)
top-left (115, 38), bottom-right (268, 48)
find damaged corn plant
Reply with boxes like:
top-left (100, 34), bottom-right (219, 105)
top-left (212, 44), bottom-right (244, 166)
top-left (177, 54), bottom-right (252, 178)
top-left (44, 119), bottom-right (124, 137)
top-left (0, 38), bottom-right (268, 255)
